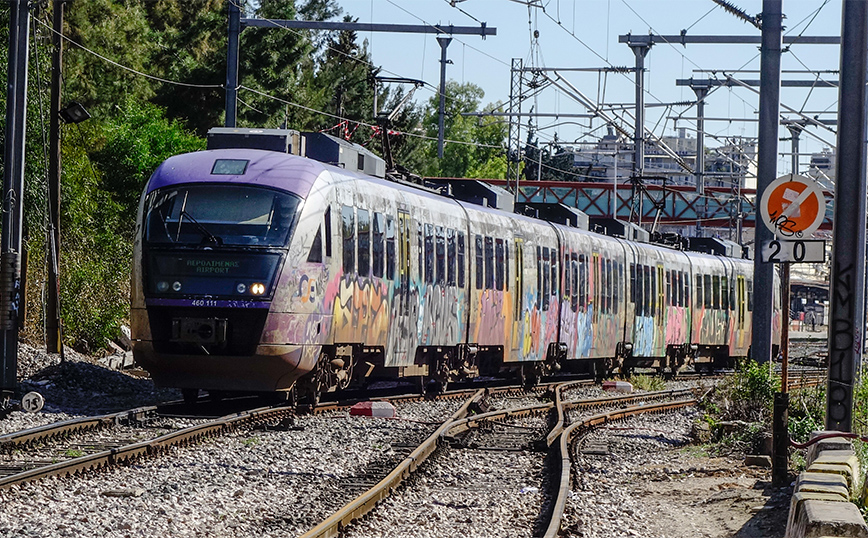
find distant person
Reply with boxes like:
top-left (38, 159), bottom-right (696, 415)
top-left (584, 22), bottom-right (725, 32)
top-left (806, 310), bottom-right (816, 332)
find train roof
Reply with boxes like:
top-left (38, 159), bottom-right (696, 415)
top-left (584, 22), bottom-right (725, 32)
top-left (146, 148), bottom-right (335, 198)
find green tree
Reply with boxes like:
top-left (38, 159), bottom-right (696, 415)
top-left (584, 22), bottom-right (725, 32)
top-left (421, 81), bottom-right (507, 178)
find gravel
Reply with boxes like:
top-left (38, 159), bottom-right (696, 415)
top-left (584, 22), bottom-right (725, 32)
top-left (0, 394), bottom-right (470, 537)
top-left (1, 344), bottom-right (180, 435)
top-left (343, 445), bottom-right (548, 538)
top-left (1, 348), bottom-right (770, 538)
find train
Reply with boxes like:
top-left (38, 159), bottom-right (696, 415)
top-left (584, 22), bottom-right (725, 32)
top-left (130, 128), bottom-right (781, 403)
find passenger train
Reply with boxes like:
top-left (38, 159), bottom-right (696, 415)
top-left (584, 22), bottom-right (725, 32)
top-left (130, 129), bottom-right (781, 402)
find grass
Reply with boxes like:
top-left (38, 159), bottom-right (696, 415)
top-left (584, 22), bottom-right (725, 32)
top-left (64, 449), bottom-right (85, 458)
top-left (628, 374), bottom-right (666, 392)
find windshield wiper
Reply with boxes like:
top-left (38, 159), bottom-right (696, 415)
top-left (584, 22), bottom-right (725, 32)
top-left (180, 210), bottom-right (223, 246)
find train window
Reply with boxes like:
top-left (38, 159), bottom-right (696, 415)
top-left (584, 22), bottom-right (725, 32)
top-left (747, 279), bottom-right (753, 311)
top-left (418, 223), bottom-right (424, 279)
top-left (307, 226), bottom-right (323, 263)
top-left (536, 246), bottom-right (542, 297)
top-left (436, 226), bottom-right (446, 286)
top-left (666, 271), bottom-right (672, 306)
top-left (571, 253), bottom-right (579, 312)
top-left (145, 184), bottom-right (301, 248)
top-left (458, 232), bottom-right (466, 288)
top-left (542, 247), bottom-right (550, 310)
top-left (629, 264), bottom-right (636, 304)
top-left (644, 266), bottom-right (652, 315)
top-left (729, 277), bottom-right (736, 309)
top-left (551, 250), bottom-right (558, 297)
top-left (424, 224), bottom-right (435, 284)
top-left (712, 275), bottom-right (720, 309)
top-left (447, 229), bottom-right (456, 286)
top-left (475, 236), bottom-right (484, 290)
top-left (341, 206), bottom-right (355, 274)
top-left (495, 239), bottom-right (505, 291)
top-left (485, 237), bottom-right (495, 290)
top-left (703, 274), bottom-right (712, 309)
top-left (695, 274), bottom-right (702, 308)
top-left (676, 271), bottom-right (683, 307)
top-left (613, 262), bottom-right (621, 314)
top-left (721, 276), bottom-right (729, 310)
top-left (324, 207), bottom-right (332, 257)
top-left (514, 239), bottom-right (524, 319)
top-left (385, 216), bottom-right (396, 279)
top-left (649, 266), bottom-right (656, 314)
top-left (684, 272), bottom-right (690, 307)
top-left (505, 241), bottom-right (510, 286)
top-left (579, 254), bottom-right (587, 310)
top-left (564, 254), bottom-right (571, 299)
top-left (605, 259), bottom-right (612, 314)
top-left (372, 213), bottom-right (385, 278)
top-left (358, 210), bottom-right (371, 277)
top-left (636, 265), bottom-right (645, 315)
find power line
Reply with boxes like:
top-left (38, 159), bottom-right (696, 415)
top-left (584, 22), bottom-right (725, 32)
top-left (35, 18), bottom-right (223, 90)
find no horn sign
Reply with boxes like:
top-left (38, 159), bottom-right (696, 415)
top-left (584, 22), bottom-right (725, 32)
top-left (759, 174), bottom-right (827, 238)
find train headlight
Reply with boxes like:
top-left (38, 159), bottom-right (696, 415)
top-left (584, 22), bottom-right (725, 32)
top-left (172, 281), bottom-right (182, 292)
top-left (236, 283), bottom-right (247, 294)
top-left (157, 281), bottom-right (169, 292)
top-left (250, 282), bottom-right (266, 295)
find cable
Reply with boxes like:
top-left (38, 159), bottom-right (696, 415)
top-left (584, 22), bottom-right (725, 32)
top-left (238, 85), bottom-right (502, 150)
top-left (35, 17), bottom-right (223, 90)
top-left (443, 0), bottom-right (484, 24)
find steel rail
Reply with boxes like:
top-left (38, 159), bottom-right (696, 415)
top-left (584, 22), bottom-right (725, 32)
top-left (443, 387), bottom-right (698, 441)
top-left (0, 406), bottom-right (157, 450)
top-left (0, 404), bottom-right (294, 489)
top-left (543, 398), bottom-right (698, 538)
top-left (298, 389), bottom-right (485, 538)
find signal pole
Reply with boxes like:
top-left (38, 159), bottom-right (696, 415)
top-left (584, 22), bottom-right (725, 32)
top-left (1, 0), bottom-right (31, 409)
top-left (47, 0), bottom-right (66, 355)
top-left (826, 0), bottom-right (868, 432)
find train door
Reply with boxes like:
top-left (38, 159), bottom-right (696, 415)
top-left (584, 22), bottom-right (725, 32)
top-left (656, 264), bottom-right (665, 355)
top-left (390, 210), bottom-right (413, 366)
top-left (511, 236), bottom-right (524, 359)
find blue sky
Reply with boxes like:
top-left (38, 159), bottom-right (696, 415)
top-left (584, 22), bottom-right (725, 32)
top-left (333, 0), bottom-right (844, 172)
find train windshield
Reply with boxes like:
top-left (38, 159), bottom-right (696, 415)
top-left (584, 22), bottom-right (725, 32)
top-left (144, 185), bottom-right (301, 247)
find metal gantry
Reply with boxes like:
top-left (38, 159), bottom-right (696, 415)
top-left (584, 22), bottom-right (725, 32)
top-left (224, 3), bottom-right (495, 156)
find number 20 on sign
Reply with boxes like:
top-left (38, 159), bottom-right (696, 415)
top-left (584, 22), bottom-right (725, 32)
top-left (760, 239), bottom-right (825, 264)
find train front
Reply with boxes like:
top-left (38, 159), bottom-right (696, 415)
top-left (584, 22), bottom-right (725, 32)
top-left (130, 149), bottom-right (323, 397)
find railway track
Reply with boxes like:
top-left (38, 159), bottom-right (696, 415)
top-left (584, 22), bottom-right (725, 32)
top-left (0, 370), bottom-right (825, 536)
top-left (0, 379), bottom-right (559, 492)
top-left (0, 402), bottom-right (298, 490)
top-left (298, 383), bottom-right (702, 537)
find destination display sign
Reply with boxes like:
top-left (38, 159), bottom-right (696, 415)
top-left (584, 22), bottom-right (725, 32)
top-left (151, 252), bottom-right (280, 278)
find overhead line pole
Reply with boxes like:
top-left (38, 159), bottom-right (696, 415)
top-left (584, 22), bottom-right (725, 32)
top-left (1, 0), bottom-right (30, 408)
top-left (47, 0), bottom-right (66, 355)
top-left (826, 0), bottom-right (868, 433)
top-left (752, 0), bottom-right (783, 366)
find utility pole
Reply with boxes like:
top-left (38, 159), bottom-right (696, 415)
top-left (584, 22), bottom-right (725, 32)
top-left (826, 0), bottom-right (868, 432)
top-left (751, 0), bottom-right (783, 365)
top-left (1, 0), bottom-right (31, 409)
top-left (225, 0), bottom-right (240, 128)
top-left (625, 36), bottom-right (652, 185)
top-left (507, 58), bottom-right (523, 189)
top-left (691, 82), bottom-right (710, 237)
top-left (436, 36), bottom-right (452, 159)
top-left (47, 0), bottom-right (66, 355)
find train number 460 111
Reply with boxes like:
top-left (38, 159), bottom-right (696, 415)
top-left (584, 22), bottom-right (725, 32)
top-left (760, 239), bottom-right (826, 263)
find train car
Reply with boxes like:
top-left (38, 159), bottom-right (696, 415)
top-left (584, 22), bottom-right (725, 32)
top-left (131, 144), bottom-right (779, 402)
